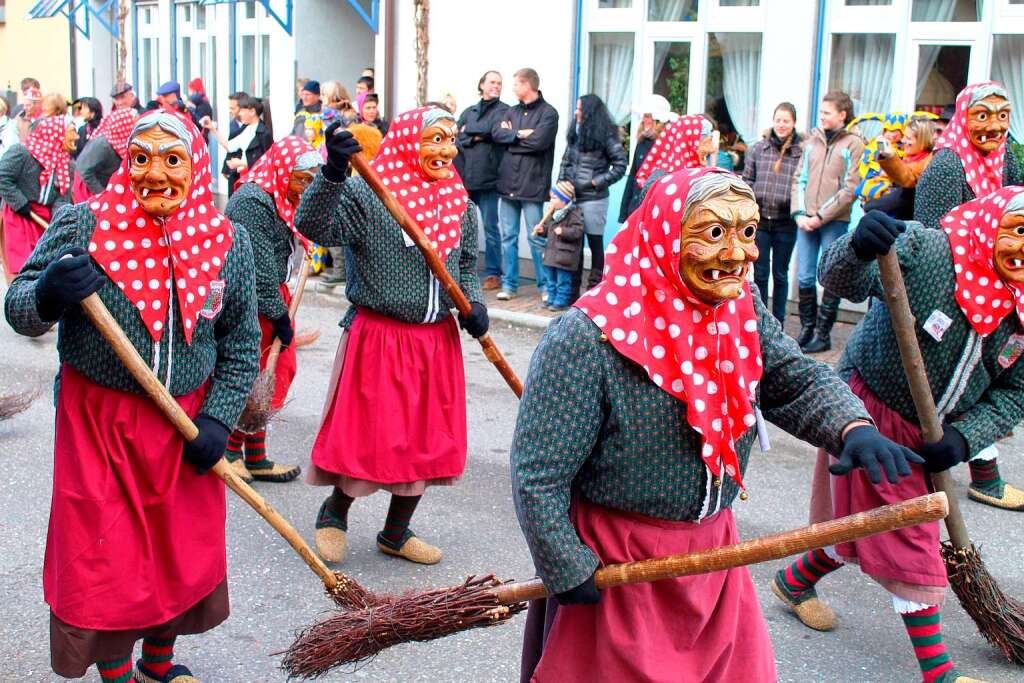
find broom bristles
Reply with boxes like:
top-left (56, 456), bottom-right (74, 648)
top-left (283, 574), bottom-right (524, 678)
top-left (236, 370), bottom-right (280, 433)
top-left (0, 389), bottom-right (39, 420)
top-left (942, 541), bottom-right (1024, 663)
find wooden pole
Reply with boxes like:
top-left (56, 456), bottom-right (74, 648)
top-left (876, 251), bottom-right (971, 548)
top-left (491, 492), bottom-right (948, 604)
top-left (263, 255), bottom-right (311, 377)
top-left (77, 293), bottom-right (340, 592)
top-left (349, 152), bottom-right (524, 398)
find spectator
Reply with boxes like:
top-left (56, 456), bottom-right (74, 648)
top-left (619, 94), bottom-right (677, 222)
top-left (0, 96), bottom-right (19, 161)
top-left (207, 95), bottom-right (274, 196)
top-left (533, 181), bottom-right (584, 311)
top-left (321, 81), bottom-right (358, 127)
top-left (455, 70), bottom-right (510, 290)
top-left (355, 75), bottom-right (374, 98)
top-left (361, 67), bottom-right (375, 80)
top-left (227, 90), bottom-right (248, 136)
top-left (41, 93), bottom-right (68, 119)
top-left (110, 81), bottom-right (136, 111)
top-left (155, 81), bottom-right (186, 114)
top-left (439, 92), bottom-right (457, 115)
top-left (186, 78), bottom-right (214, 142)
top-left (866, 116), bottom-right (937, 220)
top-left (358, 93), bottom-right (389, 136)
top-left (557, 93), bottom-right (627, 295)
top-left (295, 77), bottom-right (309, 112)
top-left (791, 90), bottom-right (864, 353)
top-left (742, 101), bottom-right (803, 325)
top-left (292, 80), bottom-right (323, 137)
top-left (491, 67), bottom-right (559, 301)
top-left (11, 77), bottom-right (41, 118)
top-left (71, 96), bottom-right (103, 158)
top-left (16, 87), bottom-right (43, 140)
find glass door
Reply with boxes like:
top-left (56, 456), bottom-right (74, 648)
top-left (912, 41), bottom-right (972, 114)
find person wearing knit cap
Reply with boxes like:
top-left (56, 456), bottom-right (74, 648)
top-left (513, 167), bottom-right (921, 682)
top-left (0, 115), bottom-right (78, 278)
top-left (292, 80), bottom-right (324, 138)
top-left (295, 107), bottom-right (488, 566)
top-left (533, 180), bottom-right (584, 311)
top-left (912, 82), bottom-right (1024, 511)
top-left (772, 203), bottom-right (1024, 683)
top-left (4, 110), bottom-right (260, 683)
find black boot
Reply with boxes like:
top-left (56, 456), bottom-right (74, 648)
top-left (796, 287), bottom-right (818, 347)
top-left (803, 293), bottom-right (839, 353)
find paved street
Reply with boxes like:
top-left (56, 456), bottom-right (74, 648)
top-left (1, 287), bottom-right (1022, 682)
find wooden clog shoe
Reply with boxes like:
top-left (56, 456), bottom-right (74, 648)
top-left (771, 572), bottom-right (837, 632)
top-left (134, 661), bottom-right (201, 683)
top-left (377, 530), bottom-right (442, 565)
top-left (246, 461), bottom-right (302, 483)
top-left (314, 498), bottom-right (348, 563)
top-left (968, 482), bottom-right (1024, 511)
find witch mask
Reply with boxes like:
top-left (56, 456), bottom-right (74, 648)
top-left (419, 115), bottom-right (458, 182)
top-left (128, 117), bottom-right (194, 217)
top-left (967, 94), bottom-right (1011, 155)
top-left (679, 187), bottom-right (759, 306)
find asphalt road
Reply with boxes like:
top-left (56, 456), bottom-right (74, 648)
top-left (1, 288), bottom-right (1022, 682)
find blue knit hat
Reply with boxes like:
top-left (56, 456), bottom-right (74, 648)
top-left (303, 80), bottom-right (321, 96)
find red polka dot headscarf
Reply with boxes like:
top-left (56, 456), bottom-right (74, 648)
top-left (24, 115), bottom-right (72, 196)
top-left (942, 186), bottom-right (1024, 337)
top-left (87, 111), bottom-right (233, 344)
top-left (92, 107), bottom-right (138, 159)
top-left (576, 167), bottom-right (764, 490)
top-left (635, 114), bottom-right (712, 188)
top-left (373, 106), bottom-right (468, 260)
top-left (935, 82), bottom-right (1009, 198)
top-left (236, 135), bottom-right (320, 238)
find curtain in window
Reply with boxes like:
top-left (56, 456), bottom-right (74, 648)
top-left (992, 35), bottom-right (1024, 140)
top-left (829, 33), bottom-right (895, 115)
top-left (648, 0), bottom-right (694, 22)
top-left (716, 33), bottom-right (761, 143)
top-left (914, 0), bottom-right (957, 99)
top-left (590, 33), bottom-right (635, 124)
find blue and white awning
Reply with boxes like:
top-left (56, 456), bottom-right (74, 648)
top-left (27, 0), bottom-right (120, 38)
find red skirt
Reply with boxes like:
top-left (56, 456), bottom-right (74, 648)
top-left (310, 307), bottom-right (467, 486)
top-left (523, 501), bottom-right (776, 683)
top-left (45, 364), bottom-right (227, 631)
top-left (257, 284), bottom-right (298, 410)
top-left (2, 202), bottom-right (50, 274)
top-left (71, 171), bottom-right (92, 203)
top-left (809, 372), bottom-right (947, 604)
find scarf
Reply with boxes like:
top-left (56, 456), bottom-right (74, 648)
top-left (92, 108), bottom-right (138, 158)
top-left (237, 135), bottom-right (318, 250)
top-left (635, 114), bottom-right (709, 188)
top-left (942, 186), bottom-right (1024, 337)
top-left (373, 106), bottom-right (469, 260)
top-left (87, 111), bottom-right (233, 344)
top-left (24, 115), bottom-right (72, 195)
top-left (935, 82), bottom-right (1007, 198)
top-left (575, 167), bottom-right (764, 490)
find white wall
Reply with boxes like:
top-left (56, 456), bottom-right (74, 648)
top-left (759, 0), bottom-right (818, 134)
top-left (294, 0), bottom-right (375, 100)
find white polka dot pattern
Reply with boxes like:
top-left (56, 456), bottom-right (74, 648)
top-left (237, 135), bottom-right (315, 245)
top-left (941, 185), bottom-right (1024, 337)
top-left (574, 166), bottom-right (763, 491)
top-left (24, 116), bottom-right (72, 195)
top-left (87, 111), bottom-right (234, 344)
top-left (934, 81), bottom-right (1007, 198)
top-left (635, 114), bottom-right (708, 188)
top-left (92, 108), bottom-right (138, 159)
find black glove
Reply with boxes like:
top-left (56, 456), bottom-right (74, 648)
top-left (34, 247), bottom-right (103, 322)
top-left (15, 203), bottom-right (33, 219)
top-left (271, 312), bottom-right (294, 347)
top-left (182, 414), bottom-right (230, 474)
top-left (323, 122), bottom-right (362, 183)
top-left (555, 573), bottom-right (602, 606)
top-left (458, 302), bottom-right (490, 338)
top-left (918, 424), bottom-right (969, 473)
top-left (830, 424), bottom-right (925, 484)
top-left (850, 210), bottom-right (906, 261)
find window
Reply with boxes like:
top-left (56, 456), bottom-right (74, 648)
top-left (197, 5), bottom-right (206, 29)
top-left (590, 33), bottom-right (635, 124)
top-left (992, 35), bottom-right (1024, 139)
top-left (653, 41), bottom-right (691, 116)
top-left (706, 33), bottom-right (762, 145)
top-left (598, 0), bottom-right (631, 6)
top-left (648, 0), bottom-right (698, 21)
top-left (828, 33), bottom-right (896, 114)
top-left (915, 44), bottom-right (969, 112)
top-left (846, 0), bottom-right (892, 5)
top-left (244, 1), bottom-right (256, 19)
top-left (911, 0), bottom-right (982, 21)
top-left (241, 35), bottom-right (256, 95)
top-left (141, 38), bottom-right (154, 103)
top-left (261, 35), bottom-right (271, 97)
top-left (181, 37), bottom-right (192, 85)
top-left (720, 0), bottom-right (759, 5)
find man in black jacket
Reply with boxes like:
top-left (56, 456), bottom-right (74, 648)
top-left (491, 68), bottom-right (559, 300)
top-left (456, 70), bottom-right (510, 290)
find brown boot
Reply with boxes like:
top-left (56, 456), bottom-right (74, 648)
top-left (377, 531), bottom-right (442, 565)
top-left (771, 572), bottom-right (837, 631)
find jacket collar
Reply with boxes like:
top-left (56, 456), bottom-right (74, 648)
top-left (520, 91), bottom-right (546, 110)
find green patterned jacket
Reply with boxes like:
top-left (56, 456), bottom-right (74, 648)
top-left (914, 147), bottom-right (1022, 230)
top-left (225, 182), bottom-right (297, 320)
top-left (511, 295), bottom-right (870, 594)
top-left (294, 174), bottom-right (483, 328)
top-left (4, 203), bottom-right (260, 429)
top-left (824, 224), bottom-right (1024, 458)
top-left (0, 144), bottom-right (73, 211)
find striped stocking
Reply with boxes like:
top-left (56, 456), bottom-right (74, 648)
top-left (901, 605), bottom-right (955, 682)
top-left (778, 548), bottom-right (843, 596)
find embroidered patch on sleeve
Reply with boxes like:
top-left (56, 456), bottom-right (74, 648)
top-left (199, 280), bottom-right (226, 320)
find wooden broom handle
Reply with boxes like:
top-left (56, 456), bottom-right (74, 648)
top-left (490, 492), bottom-right (948, 604)
top-left (78, 293), bottom-right (340, 591)
top-left (30, 211), bottom-right (49, 229)
top-left (876, 251), bottom-right (971, 549)
top-left (349, 152), bottom-right (524, 398)
top-left (263, 255), bottom-right (311, 375)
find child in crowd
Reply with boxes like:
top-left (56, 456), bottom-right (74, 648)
top-left (533, 181), bottom-right (584, 311)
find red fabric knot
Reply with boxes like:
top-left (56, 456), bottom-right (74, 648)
top-left (87, 111), bottom-right (234, 344)
top-left (635, 114), bottom-right (709, 188)
top-left (24, 115), bottom-right (72, 195)
top-left (575, 166), bottom-right (763, 490)
top-left (934, 81), bottom-right (1007, 198)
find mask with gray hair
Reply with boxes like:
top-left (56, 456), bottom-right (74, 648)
top-left (130, 111), bottom-right (194, 150)
top-left (968, 84), bottom-right (1009, 108)
top-left (682, 172), bottom-right (756, 223)
top-left (1005, 192), bottom-right (1024, 217)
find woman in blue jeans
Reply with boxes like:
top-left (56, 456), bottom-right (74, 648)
top-left (741, 102), bottom-right (803, 324)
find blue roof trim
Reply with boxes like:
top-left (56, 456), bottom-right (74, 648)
top-left (28, 0), bottom-right (120, 38)
top-left (199, 0), bottom-right (295, 35)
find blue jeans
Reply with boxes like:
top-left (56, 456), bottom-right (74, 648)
top-left (545, 265), bottom-right (574, 306)
top-left (796, 220), bottom-right (849, 289)
top-left (753, 219), bottom-right (798, 323)
top-left (499, 198), bottom-right (547, 293)
top-left (470, 189), bottom-right (501, 278)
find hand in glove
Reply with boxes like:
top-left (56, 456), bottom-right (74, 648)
top-left (918, 424), bottom-right (969, 473)
top-left (271, 312), bottom-right (294, 347)
top-left (15, 203), bottom-right (34, 219)
top-left (555, 573), bottom-right (602, 606)
top-left (323, 122), bottom-right (363, 183)
top-left (829, 424), bottom-right (925, 484)
top-left (182, 414), bottom-right (230, 474)
top-left (458, 301), bottom-right (490, 338)
top-left (34, 247), bottom-right (103, 322)
top-left (851, 210), bottom-right (906, 261)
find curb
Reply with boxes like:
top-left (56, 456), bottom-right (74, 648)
top-left (302, 278), bottom-right (552, 330)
